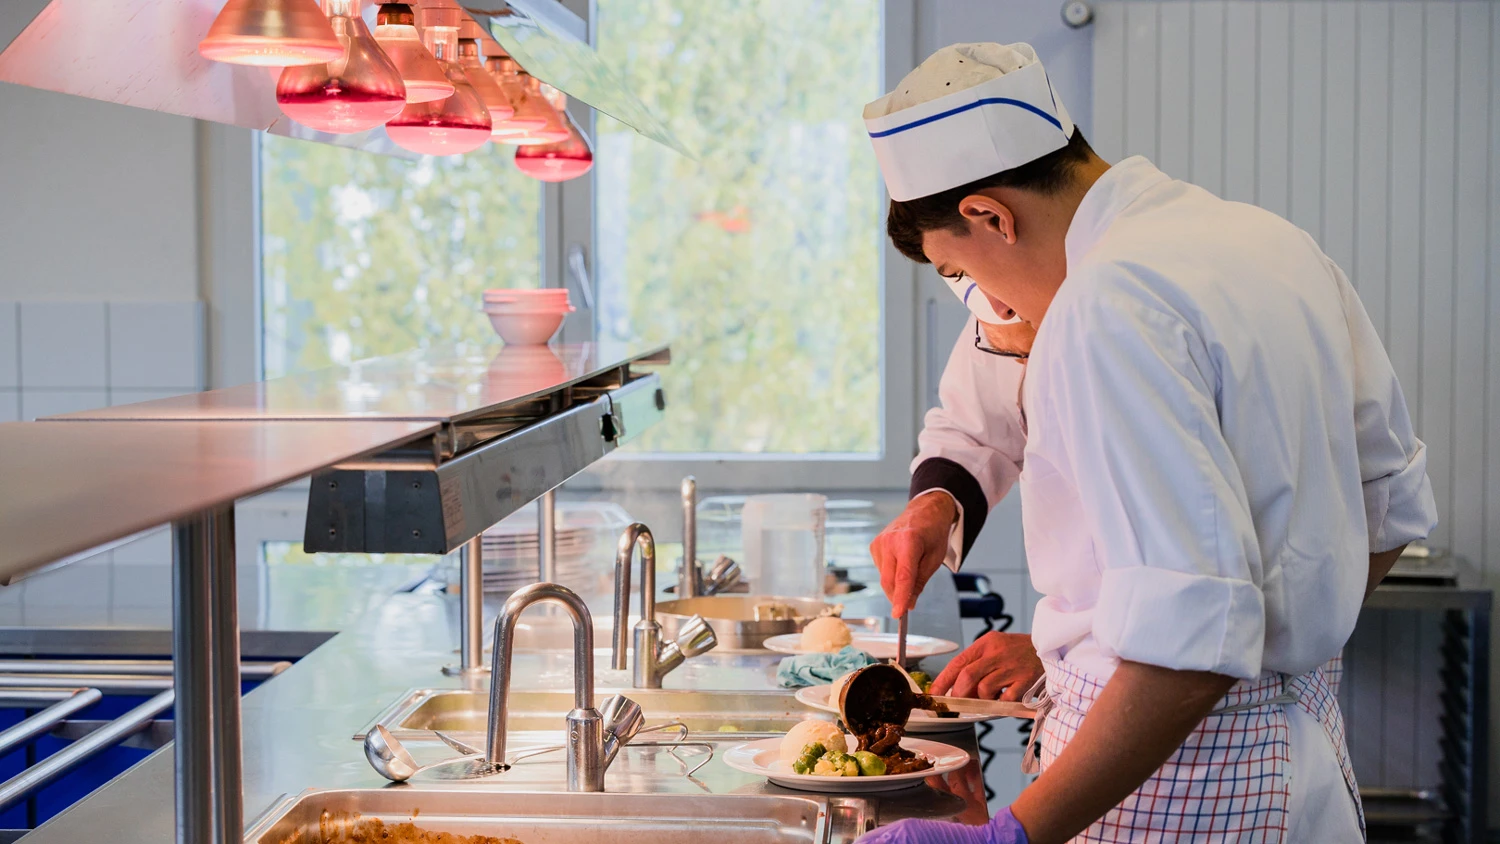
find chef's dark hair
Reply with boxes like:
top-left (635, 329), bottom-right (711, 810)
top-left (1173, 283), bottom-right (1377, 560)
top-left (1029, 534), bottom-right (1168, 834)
top-left (886, 129), bottom-right (1095, 264)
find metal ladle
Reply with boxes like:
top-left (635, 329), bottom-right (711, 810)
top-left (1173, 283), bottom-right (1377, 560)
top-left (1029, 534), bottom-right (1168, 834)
top-left (836, 663), bottom-right (951, 739)
top-left (364, 724), bottom-right (486, 783)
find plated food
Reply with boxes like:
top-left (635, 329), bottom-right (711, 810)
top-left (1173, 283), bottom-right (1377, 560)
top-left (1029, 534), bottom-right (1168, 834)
top-left (723, 732), bottom-right (967, 793)
top-left (729, 662), bottom-right (971, 792)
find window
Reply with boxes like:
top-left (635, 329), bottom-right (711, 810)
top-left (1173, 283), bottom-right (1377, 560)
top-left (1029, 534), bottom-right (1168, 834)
top-left (259, 136), bottom-right (542, 378)
top-left (590, 0), bottom-right (890, 460)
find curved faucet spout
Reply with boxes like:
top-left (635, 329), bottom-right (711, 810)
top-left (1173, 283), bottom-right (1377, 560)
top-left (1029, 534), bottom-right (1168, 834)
top-left (487, 582), bottom-right (596, 768)
top-left (611, 523), bottom-right (656, 671)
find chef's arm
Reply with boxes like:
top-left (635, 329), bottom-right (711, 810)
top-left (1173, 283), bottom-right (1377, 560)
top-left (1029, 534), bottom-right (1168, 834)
top-left (1366, 544), bottom-right (1408, 600)
top-left (1009, 662), bottom-right (1238, 844)
top-left (909, 316), bottom-right (1028, 566)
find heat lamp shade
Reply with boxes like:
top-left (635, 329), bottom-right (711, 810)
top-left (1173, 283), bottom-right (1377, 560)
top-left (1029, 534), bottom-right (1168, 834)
top-left (373, 3), bottom-right (454, 104)
top-left (275, 0), bottom-right (406, 134)
top-left (199, 0), bottom-right (345, 67)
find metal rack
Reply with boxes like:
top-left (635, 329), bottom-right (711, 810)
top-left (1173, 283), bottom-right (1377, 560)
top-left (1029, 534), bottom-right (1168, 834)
top-left (1361, 582), bottom-right (1491, 844)
top-left (0, 343), bottom-right (670, 843)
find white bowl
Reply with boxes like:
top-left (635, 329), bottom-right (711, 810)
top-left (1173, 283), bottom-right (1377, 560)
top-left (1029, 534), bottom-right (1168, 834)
top-left (485, 308), bottom-right (567, 345)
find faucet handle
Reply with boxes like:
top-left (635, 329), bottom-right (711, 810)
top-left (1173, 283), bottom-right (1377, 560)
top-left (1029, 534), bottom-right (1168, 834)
top-left (674, 614), bottom-right (718, 658)
top-left (600, 693), bottom-right (645, 765)
top-left (703, 556), bottom-right (742, 596)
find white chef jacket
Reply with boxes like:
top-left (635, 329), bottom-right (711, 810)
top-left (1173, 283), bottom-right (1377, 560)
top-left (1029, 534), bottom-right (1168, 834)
top-left (908, 318), bottom-right (1028, 570)
top-left (1023, 156), bottom-right (1437, 681)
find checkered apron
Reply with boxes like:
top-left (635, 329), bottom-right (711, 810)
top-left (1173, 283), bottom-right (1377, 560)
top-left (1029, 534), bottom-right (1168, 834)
top-left (1019, 658), bottom-right (1363, 842)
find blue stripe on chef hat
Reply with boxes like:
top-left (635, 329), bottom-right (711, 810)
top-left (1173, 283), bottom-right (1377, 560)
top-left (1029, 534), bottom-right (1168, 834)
top-left (864, 47), bottom-right (1074, 202)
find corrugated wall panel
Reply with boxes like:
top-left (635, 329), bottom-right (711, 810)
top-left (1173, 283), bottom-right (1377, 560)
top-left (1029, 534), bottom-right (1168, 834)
top-left (1094, 0), bottom-right (1498, 808)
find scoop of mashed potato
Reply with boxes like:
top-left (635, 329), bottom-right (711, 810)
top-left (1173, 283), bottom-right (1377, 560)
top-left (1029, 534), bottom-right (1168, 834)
top-left (779, 718), bottom-right (847, 762)
top-left (800, 616), bottom-right (853, 653)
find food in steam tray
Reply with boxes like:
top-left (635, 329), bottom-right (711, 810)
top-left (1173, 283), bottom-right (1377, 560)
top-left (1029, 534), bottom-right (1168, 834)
top-left (280, 814), bottom-right (523, 844)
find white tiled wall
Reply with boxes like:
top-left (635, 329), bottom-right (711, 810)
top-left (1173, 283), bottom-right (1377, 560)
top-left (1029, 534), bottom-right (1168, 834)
top-left (0, 300), bottom-right (204, 420)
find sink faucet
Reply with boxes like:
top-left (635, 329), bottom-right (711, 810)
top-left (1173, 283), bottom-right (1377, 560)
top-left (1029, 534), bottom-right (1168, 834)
top-left (488, 582), bottom-right (632, 792)
top-left (612, 523), bottom-right (718, 689)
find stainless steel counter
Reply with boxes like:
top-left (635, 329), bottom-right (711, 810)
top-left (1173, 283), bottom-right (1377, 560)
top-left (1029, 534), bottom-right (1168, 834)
top-left (47, 343), bottom-right (668, 424)
top-left (0, 419), bottom-right (439, 582)
top-left (22, 571), bottom-right (983, 841)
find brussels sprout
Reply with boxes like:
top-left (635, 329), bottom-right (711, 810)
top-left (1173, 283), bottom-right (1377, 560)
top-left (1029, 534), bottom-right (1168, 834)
top-left (815, 751), bottom-right (858, 777)
top-left (852, 750), bottom-right (887, 777)
top-left (792, 742), bottom-right (827, 775)
top-left (908, 671), bottom-right (934, 693)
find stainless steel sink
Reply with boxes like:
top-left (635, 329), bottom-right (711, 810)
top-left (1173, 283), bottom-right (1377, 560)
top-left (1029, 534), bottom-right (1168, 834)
top-left (245, 789), bottom-right (874, 844)
top-left (358, 688), bottom-right (817, 739)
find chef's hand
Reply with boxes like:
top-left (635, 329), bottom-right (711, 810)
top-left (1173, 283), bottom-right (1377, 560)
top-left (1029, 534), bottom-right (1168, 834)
top-left (932, 632), bottom-right (1043, 701)
top-left (870, 493), bottom-right (958, 618)
top-left (979, 320), bottom-right (1037, 358)
top-left (856, 807), bottom-right (1028, 844)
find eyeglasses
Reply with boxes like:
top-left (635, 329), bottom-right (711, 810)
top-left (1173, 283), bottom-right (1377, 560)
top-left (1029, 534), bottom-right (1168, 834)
top-left (974, 320), bottom-right (1028, 359)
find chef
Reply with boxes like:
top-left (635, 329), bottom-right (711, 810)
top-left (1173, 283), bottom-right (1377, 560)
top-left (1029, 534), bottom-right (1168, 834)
top-left (859, 43), bottom-right (1436, 844)
top-left (870, 306), bottom-right (1039, 703)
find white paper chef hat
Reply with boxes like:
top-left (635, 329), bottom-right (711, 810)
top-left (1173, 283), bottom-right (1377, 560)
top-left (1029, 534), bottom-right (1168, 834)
top-left (864, 43), bottom-right (1074, 202)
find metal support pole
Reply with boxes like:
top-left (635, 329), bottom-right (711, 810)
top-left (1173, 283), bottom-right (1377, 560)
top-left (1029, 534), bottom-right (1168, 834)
top-left (172, 513), bottom-right (216, 844)
top-left (679, 476), bottom-right (698, 598)
top-left (452, 536), bottom-right (486, 675)
top-left (538, 488), bottom-right (558, 584)
top-left (209, 507), bottom-right (242, 844)
top-left (172, 506), bottom-right (242, 844)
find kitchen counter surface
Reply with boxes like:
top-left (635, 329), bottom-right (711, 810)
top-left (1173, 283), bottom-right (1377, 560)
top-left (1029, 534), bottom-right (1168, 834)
top-left (23, 569), bottom-right (987, 841)
top-left (0, 419), bottom-right (438, 582)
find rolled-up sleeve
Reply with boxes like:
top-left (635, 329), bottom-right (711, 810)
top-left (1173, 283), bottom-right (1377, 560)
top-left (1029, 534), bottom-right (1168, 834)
top-left (1331, 261), bottom-right (1438, 552)
top-left (1033, 285), bottom-right (1266, 679)
top-left (911, 316), bottom-right (1028, 566)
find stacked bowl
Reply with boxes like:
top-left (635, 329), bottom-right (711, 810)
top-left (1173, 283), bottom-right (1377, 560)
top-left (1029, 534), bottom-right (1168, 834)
top-left (482, 288), bottom-right (574, 345)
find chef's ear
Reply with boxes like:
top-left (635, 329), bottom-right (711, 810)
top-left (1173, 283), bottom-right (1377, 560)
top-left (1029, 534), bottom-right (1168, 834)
top-left (958, 194), bottom-right (1017, 245)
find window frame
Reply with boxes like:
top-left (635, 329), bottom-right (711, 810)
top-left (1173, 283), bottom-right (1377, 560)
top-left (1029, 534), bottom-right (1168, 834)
top-left (564, 0), bottom-right (922, 492)
top-left (221, 1), bottom-right (923, 492)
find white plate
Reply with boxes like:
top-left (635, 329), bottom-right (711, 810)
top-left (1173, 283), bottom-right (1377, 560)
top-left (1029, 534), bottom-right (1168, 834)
top-left (762, 633), bottom-right (959, 661)
top-left (722, 735), bottom-right (968, 793)
top-left (793, 685), bottom-right (1001, 733)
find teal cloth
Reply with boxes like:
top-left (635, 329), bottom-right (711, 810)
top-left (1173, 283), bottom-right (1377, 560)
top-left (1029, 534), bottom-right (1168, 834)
top-left (776, 646), bottom-right (878, 688)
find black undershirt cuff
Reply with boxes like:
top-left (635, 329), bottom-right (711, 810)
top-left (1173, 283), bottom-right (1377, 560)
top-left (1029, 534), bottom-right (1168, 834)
top-left (909, 457), bottom-right (988, 560)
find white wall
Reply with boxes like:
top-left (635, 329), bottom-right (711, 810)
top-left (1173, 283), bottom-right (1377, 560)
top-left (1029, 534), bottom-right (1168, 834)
top-left (0, 82), bottom-right (199, 301)
top-left (915, 0), bottom-right (1093, 137)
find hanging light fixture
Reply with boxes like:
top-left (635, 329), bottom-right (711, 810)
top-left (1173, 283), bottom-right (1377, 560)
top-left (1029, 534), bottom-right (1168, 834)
top-left (492, 64), bottom-right (570, 146)
top-left (384, 5), bottom-right (492, 155)
top-left (371, 3), bottom-right (453, 103)
top-left (455, 37), bottom-right (516, 126)
top-left (275, 0), bottom-right (406, 134)
top-left (514, 88), bottom-right (594, 182)
top-left (485, 55), bottom-right (549, 140)
top-left (199, 0), bottom-right (345, 66)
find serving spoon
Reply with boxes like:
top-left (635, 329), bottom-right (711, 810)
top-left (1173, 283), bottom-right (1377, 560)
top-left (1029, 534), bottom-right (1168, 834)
top-left (364, 724), bottom-right (489, 783)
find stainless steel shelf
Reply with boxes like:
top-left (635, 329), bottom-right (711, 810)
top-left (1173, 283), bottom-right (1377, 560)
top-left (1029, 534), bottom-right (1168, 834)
top-left (305, 371), bottom-right (666, 554)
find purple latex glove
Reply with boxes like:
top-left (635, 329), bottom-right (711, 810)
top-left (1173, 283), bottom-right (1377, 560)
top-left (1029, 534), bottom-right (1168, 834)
top-left (857, 807), bottom-right (1028, 844)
